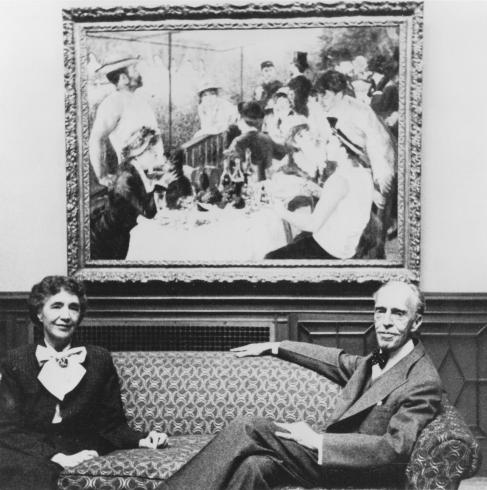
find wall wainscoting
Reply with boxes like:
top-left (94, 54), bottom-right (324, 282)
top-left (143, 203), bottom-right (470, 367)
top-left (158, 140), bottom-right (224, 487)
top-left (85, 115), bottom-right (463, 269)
top-left (1, 290), bottom-right (486, 474)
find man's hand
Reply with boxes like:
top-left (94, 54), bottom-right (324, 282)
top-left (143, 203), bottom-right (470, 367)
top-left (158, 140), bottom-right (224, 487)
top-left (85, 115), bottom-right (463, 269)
top-left (139, 430), bottom-right (168, 449)
top-left (230, 342), bottom-right (280, 358)
top-left (274, 421), bottom-right (322, 451)
top-left (51, 450), bottom-right (99, 468)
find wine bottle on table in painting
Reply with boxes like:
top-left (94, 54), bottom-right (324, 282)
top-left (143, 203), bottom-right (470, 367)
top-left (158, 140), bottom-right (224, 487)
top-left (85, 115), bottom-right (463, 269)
top-left (231, 158), bottom-right (245, 208)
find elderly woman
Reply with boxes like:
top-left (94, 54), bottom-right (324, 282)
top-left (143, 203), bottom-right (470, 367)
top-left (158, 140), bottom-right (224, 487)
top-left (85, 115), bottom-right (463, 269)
top-left (0, 276), bottom-right (167, 490)
top-left (90, 126), bottom-right (169, 260)
top-left (265, 117), bottom-right (374, 259)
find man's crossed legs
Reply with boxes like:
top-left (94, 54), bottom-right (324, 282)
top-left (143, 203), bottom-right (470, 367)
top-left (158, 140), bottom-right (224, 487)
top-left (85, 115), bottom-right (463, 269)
top-left (161, 417), bottom-right (324, 490)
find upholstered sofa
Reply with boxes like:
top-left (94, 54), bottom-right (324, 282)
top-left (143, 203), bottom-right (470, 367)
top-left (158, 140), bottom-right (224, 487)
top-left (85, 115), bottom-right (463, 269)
top-left (58, 351), bottom-right (481, 490)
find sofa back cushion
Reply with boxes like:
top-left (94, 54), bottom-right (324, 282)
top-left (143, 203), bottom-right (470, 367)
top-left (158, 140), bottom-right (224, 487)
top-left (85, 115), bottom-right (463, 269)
top-left (112, 351), bottom-right (341, 436)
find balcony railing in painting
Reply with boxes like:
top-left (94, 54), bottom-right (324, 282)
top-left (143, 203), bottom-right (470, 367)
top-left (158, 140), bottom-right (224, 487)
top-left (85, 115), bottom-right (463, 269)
top-left (181, 131), bottom-right (227, 169)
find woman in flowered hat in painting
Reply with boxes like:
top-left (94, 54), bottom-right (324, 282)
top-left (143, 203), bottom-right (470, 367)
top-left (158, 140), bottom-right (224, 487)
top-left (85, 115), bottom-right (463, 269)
top-left (90, 126), bottom-right (190, 260)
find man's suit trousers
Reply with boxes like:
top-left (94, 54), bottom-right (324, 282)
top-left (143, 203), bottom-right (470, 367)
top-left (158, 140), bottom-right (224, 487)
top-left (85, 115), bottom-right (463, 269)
top-left (161, 417), bottom-right (324, 490)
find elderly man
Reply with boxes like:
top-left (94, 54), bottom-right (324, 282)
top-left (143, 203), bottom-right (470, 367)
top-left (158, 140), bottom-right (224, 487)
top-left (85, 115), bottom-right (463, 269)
top-left (161, 280), bottom-right (443, 490)
top-left (89, 57), bottom-right (160, 187)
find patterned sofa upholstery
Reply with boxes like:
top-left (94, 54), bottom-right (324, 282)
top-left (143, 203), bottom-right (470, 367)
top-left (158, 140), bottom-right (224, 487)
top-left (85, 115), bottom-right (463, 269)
top-left (58, 351), bottom-right (481, 490)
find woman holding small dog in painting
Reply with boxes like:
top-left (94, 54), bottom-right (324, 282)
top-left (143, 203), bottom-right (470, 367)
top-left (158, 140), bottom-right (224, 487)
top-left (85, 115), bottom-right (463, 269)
top-left (90, 126), bottom-right (191, 260)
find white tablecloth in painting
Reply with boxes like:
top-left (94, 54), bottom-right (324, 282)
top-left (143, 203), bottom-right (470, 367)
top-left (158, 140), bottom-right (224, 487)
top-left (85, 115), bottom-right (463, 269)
top-left (126, 207), bottom-right (288, 261)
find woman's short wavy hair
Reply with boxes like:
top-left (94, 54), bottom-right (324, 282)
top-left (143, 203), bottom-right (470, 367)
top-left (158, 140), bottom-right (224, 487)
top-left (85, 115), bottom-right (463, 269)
top-left (28, 276), bottom-right (87, 328)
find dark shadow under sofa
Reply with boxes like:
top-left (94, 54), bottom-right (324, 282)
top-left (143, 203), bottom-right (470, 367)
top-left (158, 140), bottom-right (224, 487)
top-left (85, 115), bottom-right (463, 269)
top-left (58, 351), bottom-right (481, 490)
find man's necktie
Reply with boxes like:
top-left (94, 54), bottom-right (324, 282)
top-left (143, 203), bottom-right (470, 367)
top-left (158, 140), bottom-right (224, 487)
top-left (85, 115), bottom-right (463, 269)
top-left (370, 349), bottom-right (389, 369)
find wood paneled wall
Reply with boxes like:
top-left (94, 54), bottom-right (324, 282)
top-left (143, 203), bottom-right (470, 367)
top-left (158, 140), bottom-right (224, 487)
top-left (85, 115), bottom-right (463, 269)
top-left (1, 288), bottom-right (486, 474)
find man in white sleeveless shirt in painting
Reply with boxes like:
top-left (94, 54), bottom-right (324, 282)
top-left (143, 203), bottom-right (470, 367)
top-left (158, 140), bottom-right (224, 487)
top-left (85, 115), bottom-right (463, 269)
top-left (89, 57), bottom-right (161, 187)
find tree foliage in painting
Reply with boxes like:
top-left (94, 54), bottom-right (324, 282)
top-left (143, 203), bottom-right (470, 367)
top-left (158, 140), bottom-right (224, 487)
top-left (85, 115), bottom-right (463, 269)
top-left (317, 27), bottom-right (398, 70)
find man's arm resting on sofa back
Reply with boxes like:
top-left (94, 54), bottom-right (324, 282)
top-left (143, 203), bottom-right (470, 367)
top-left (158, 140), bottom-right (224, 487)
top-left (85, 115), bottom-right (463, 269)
top-left (231, 340), bottom-right (361, 386)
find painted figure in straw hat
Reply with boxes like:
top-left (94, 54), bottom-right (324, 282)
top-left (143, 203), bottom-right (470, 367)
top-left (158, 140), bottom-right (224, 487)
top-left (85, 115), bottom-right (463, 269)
top-left (193, 80), bottom-right (238, 139)
top-left (90, 126), bottom-right (168, 260)
top-left (89, 57), bottom-right (161, 187)
top-left (265, 116), bottom-right (374, 260)
top-left (314, 70), bottom-right (395, 211)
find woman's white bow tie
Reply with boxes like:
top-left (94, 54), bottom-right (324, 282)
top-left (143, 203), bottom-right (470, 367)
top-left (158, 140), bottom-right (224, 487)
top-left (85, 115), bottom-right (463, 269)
top-left (35, 345), bottom-right (87, 401)
top-left (36, 345), bottom-right (86, 367)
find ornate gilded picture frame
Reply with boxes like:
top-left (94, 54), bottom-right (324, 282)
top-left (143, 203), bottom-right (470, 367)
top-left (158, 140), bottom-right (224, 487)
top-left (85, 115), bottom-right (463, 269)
top-left (63, 1), bottom-right (423, 283)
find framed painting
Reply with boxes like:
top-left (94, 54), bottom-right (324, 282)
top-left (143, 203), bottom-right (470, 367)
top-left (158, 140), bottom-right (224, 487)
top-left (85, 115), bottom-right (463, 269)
top-left (63, 1), bottom-right (423, 283)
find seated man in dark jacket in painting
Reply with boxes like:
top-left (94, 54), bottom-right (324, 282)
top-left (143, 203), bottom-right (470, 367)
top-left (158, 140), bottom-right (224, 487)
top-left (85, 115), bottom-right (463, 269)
top-left (225, 101), bottom-right (278, 182)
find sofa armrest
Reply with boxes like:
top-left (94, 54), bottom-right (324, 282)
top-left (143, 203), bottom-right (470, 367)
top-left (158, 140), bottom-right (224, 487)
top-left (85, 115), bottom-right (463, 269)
top-left (405, 402), bottom-right (481, 490)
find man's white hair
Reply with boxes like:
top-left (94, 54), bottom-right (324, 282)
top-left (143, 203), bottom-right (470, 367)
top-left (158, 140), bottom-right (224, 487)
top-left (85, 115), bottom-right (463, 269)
top-left (373, 280), bottom-right (425, 316)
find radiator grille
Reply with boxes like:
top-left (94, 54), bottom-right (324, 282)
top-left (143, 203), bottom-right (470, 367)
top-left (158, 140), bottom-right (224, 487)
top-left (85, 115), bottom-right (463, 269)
top-left (35, 324), bottom-right (270, 351)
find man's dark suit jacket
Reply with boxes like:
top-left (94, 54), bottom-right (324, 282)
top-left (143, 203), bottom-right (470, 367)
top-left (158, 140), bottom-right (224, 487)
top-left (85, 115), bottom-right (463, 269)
top-left (256, 80), bottom-right (283, 110)
top-left (287, 74), bottom-right (312, 116)
top-left (0, 343), bottom-right (144, 460)
top-left (278, 339), bottom-right (443, 470)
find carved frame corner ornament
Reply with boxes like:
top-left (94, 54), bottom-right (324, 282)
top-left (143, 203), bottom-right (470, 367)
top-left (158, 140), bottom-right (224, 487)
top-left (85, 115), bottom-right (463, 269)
top-left (64, 1), bottom-right (424, 283)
